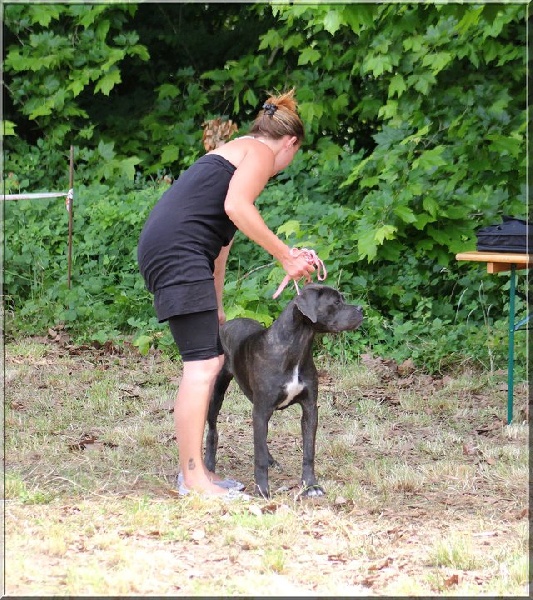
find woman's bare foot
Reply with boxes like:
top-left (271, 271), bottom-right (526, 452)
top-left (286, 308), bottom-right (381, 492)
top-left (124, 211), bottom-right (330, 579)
top-left (178, 470), bottom-right (245, 492)
top-left (180, 472), bottom-right (229, 496)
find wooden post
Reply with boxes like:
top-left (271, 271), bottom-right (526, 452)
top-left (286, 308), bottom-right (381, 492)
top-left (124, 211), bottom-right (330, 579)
top-left (67, 146), bottom-right (74, 289)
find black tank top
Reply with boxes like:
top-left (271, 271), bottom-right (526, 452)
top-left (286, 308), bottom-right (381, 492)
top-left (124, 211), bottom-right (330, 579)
top-left (137, 154), bottom-right (237, 320)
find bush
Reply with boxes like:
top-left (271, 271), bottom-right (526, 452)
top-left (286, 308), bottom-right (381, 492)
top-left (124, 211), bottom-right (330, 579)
top-left (4, 181), bottom-right (158, 340)
top-left (4, 155), bottom-right (528, 379)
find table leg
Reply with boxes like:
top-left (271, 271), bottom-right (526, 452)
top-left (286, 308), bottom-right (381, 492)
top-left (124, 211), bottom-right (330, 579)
top-left (507, 264), bottom-right (516, 424)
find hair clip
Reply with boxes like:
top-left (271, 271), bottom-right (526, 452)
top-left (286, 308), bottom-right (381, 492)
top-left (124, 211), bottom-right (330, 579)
top-left (262, 102), bottom-right (278, 116)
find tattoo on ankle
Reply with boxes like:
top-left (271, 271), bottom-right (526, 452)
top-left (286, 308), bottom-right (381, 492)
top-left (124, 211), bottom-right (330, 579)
top-left (188, 458), bottom-right (196, 471)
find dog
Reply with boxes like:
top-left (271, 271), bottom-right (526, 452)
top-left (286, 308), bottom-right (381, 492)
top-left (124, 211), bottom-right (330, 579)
top-left (205, 283), bottom-right (364, 498)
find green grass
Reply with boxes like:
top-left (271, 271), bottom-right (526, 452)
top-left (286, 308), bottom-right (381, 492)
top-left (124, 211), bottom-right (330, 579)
top-left (4, 337), bottom-right (530, 596)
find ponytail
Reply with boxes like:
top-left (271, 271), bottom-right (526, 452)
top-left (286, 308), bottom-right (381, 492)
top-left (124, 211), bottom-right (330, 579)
top-left (249, 88), bottom-right (305, 142)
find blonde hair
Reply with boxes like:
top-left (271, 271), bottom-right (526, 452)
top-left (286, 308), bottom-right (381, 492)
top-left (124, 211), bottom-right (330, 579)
top-left (249, 89), bottom-right (305, 142)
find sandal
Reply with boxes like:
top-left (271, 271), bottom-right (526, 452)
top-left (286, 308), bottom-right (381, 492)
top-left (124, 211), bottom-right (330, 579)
top-left (177, 471), bottom-right (245, 491)
top-left (178, 481), bottom-right (250, 500)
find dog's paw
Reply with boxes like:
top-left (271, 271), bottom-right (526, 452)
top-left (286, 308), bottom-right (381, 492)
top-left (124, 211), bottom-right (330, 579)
top-left (300, 484), bottom-right (325, 498)
top-left (254, 485), bottom-right (270, 499)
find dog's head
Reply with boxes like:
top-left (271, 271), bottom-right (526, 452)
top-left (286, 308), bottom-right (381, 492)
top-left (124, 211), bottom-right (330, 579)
top-left (293, 284), bottom-right (363, 333)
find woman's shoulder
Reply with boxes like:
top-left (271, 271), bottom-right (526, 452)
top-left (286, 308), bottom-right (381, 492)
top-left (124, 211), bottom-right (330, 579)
top-left (209, 136), bottom-right (274, 169)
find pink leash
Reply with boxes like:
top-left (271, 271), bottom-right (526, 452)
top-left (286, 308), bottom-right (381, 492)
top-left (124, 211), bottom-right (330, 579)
top-left (272, 247), bottom-right (327, 299)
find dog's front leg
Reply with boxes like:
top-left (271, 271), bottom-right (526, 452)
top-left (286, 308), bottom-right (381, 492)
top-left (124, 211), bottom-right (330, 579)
top-left (252, 403), bottom-right (274, 498)
top-left (299, 400), bottom-right (325, 497)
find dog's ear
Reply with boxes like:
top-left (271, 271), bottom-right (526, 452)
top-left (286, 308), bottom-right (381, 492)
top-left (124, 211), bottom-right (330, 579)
top-left (294, 288), bottom-right (319, 323)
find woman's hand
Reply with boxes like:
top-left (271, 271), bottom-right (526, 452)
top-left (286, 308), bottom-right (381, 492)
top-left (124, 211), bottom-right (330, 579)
top-left (272, 247), bottom-right (327, 299)
top-left (280, 249), bottom-right (315, 281)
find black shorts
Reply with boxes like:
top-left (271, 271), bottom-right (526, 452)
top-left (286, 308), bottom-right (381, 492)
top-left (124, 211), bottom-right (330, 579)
top-left (168, 310), bottom-right (223, 362)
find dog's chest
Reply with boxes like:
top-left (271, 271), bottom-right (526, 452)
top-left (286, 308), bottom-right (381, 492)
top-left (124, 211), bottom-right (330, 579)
top-left (277, 365), bottom-right (306, 409)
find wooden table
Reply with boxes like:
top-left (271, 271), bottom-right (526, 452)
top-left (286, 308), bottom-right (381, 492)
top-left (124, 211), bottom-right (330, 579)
top-left (456, 251), bottom-right (530, 423)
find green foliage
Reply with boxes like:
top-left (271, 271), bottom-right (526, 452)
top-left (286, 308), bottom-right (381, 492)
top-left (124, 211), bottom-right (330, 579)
top-left (2, 3), bottom-right (528, 376)
top-left (3, 171), bottom-right (527, 376)
top-left (3, 3), bottom-right (272, 183)
top-left (241, 2), bottom-right (526, 264)
top-left (4, 4), bottom-right (147, 136)
top-left (4, 181), bottom-right (161, 343)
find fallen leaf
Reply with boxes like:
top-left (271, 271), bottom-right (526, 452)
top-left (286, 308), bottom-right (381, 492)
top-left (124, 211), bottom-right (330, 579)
top-left (328, 554), bottom-right (348, 563)
top-left (261, 502), bottom-right (285, 514)
top-left (60, 505), bottom-right (81, 515)
top-left (398, 358), bottom-right (416, 377)
top-left (475, 419), bottom-right (502, 436)
top-left (368, 557), bottom-right (393, 571)
top-left (67, 433), bottom-right (97, 451)
top-left (118, 384), bottom-right (143, 397)
top-left (462, 442), bottom-right (479, 456)
top-left (47, 326), bottom-right (71, 346)
top-left (397, 375), bottom-right (415, 388)
top-left (148, 530), bottom-right (162, 537)
top-left (359, 575), bottom-right (378, 587)
top-left (381, 395), bottom-right (401, 405)
top-left (67, 434), bottom-right (117, 452)
top-left (444, 574), bottom-right (459, 587)
top-left (515, 507), bottom-right (529, 520)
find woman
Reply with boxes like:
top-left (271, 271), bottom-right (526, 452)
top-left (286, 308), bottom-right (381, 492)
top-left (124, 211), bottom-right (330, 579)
top-left (138, 89), bottom-right (315, 497)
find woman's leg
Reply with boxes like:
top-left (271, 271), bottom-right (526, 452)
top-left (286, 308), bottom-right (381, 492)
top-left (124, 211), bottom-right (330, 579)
top-left (174, 355), bottom-right (227, 495)
top-left (168, 311), bottom-right (232, 494)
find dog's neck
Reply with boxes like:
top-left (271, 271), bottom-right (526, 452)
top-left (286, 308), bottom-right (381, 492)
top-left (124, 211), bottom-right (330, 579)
top-left (267, 303), bottom-right (316, 353)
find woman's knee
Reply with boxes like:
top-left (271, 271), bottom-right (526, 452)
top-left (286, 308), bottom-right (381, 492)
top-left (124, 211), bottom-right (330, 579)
top-left (182, 356), bottom-right (223, 385)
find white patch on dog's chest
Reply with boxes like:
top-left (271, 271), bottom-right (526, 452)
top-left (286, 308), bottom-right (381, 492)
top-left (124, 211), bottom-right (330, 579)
top-left (278, 366), bottom-right (305, 408)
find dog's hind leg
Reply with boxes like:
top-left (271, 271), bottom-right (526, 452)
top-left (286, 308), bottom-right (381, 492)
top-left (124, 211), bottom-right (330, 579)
top-left (205, 365), bottom-right (233, 473)
top-left (267, 450), bottom-right (281, 470)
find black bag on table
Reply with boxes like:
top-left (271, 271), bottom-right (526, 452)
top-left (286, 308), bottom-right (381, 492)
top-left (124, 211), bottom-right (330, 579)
top-left (476, 216), bottom-right (532, 254)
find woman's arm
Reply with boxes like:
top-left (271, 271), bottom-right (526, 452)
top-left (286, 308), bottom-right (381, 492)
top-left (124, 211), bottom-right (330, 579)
top-left (213, 239), bottom-right (233, 324)
top-left (224, 146), bottom-right (314, 281)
